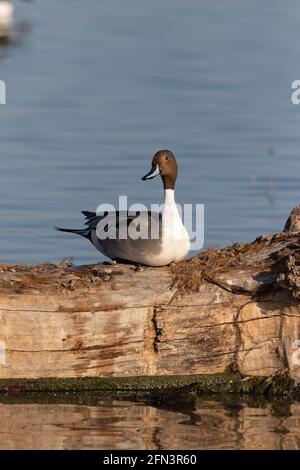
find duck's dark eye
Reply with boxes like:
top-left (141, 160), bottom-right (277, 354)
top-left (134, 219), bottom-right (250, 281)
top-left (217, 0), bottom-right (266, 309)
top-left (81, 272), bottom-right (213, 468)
top-left (165, 156), bottom-right (169, 160)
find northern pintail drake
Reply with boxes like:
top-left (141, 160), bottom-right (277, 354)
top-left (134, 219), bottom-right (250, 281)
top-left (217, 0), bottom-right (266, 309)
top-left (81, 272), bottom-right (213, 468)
top-left (0, 0), bottom-right (13, 32)
top-left (55, 150), bottom-right (190, 266)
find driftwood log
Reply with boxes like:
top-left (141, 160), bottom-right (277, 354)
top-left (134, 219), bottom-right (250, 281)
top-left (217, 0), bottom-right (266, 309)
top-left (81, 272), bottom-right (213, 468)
top-left (0, 207), bottom-right (300, 394)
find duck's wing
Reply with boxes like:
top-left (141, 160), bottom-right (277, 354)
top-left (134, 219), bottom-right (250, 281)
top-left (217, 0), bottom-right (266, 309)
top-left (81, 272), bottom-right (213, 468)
top-left (82, 210), bottom-right (138, 231)
top-left (57, 210), bottom-right (163, 265)
top-left (55, 211), bottom-right (143, 239)
top-left (82, 210), bottom-right (162, 235)
top-left (90, 211), bottom-right (163, 264)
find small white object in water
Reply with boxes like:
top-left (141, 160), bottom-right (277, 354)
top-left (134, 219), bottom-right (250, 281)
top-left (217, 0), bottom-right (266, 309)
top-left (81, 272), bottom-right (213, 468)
top-left (0, 0), bottom-right (14, 31)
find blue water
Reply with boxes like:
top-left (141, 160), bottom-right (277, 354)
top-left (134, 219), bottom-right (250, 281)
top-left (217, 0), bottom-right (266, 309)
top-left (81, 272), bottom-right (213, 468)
top-left (1, 0), bottom-right (300, 264)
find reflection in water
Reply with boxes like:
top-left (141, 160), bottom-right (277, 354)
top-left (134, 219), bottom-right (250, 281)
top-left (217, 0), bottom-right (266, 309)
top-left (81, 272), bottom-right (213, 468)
top-left (0, 396), bottom-right (300, 450)
top-left (0, 0), bottom-right (13, 33)
top-left (0, 3), bottom-right (32, 47)
top-left (0, 23), bottom-right (12, 46)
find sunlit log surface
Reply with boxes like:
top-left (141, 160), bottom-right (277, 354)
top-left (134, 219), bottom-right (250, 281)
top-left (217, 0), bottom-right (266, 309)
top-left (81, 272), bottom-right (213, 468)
top-left (0, 207), bottom-right (300, 389)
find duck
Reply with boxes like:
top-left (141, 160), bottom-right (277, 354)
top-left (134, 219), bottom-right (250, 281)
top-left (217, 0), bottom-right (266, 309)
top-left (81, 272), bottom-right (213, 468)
top-left (55, 150), bottom-right (190, 266)
top-left (0, 0), bottom-right (13, 33)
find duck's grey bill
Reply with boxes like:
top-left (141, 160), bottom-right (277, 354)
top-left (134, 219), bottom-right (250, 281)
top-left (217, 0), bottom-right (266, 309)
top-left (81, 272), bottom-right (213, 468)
top-left (142, 165), bottom-right (160, 180)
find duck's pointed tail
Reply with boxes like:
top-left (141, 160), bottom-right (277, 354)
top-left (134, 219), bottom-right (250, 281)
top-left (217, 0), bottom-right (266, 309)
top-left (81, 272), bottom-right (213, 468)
top-left (54, 226), bottom-right (91, 239)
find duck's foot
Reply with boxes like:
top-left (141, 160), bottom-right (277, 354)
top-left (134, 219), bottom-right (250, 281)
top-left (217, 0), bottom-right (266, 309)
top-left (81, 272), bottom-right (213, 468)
top-left (134, 264), bottom-right (143, 272)
top-left (56, 257), bottom-right (74, 268)
top-left (167, 261), bottom-right (177, 267)
top-left (102, 260), bottom-right (117, 265)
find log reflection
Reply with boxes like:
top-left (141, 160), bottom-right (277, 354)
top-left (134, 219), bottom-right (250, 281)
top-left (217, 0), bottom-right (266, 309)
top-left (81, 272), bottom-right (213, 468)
top-left (0, 397), bottom-right (299, 450)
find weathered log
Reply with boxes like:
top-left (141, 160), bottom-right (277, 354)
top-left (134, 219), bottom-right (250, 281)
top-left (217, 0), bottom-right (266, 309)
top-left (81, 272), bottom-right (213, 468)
top-left (0, 208), bottom-right (300, 394)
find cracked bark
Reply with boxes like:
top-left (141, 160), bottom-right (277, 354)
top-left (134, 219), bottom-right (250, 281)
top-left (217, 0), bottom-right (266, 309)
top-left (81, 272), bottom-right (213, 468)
top-left (152, 304), bottom-right (164, 353)
top-left (0, 207), bottom-right (300, 381)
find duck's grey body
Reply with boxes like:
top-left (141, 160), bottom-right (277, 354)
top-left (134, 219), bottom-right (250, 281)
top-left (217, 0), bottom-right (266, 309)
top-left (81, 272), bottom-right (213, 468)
top-left (84, 210), bottom-right (163, 265)
top-left (56, 150), bottom-right (190, 266)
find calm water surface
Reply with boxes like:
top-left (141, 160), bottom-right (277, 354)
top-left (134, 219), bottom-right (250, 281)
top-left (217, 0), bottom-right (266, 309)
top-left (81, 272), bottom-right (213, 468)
top-left (1, 1), bottom-right (300, 264)
top-left (1, 0), bottom-right (300, 450)
top-left (0, 396), bottom-right (300, 450)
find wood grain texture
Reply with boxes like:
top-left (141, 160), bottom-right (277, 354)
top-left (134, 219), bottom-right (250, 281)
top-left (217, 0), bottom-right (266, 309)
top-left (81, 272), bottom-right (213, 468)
top-left (0, 225), bottom-right (300, 381)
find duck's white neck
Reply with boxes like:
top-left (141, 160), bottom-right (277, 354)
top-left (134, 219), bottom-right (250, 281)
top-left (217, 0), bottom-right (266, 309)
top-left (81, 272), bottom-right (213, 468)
top-left (162, 187), bottom-right (189, 250)
top-left (163, 189), bottom-right (181, 227)
top-left (164, 189), bottom-right (175, 205)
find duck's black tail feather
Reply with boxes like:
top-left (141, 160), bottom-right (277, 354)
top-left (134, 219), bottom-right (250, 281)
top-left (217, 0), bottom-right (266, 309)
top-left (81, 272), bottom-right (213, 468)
top-left (54, 226), bottom-right (91, 239)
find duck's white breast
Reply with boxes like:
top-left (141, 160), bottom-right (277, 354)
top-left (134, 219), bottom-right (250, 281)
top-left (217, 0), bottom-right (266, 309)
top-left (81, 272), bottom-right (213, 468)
top-left (161, 189), bottom-right (190, 263)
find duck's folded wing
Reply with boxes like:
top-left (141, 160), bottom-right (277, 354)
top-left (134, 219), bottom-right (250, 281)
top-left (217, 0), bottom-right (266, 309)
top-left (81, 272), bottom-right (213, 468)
top-left (82, 210), bottom-right (161, 238)
top-left (82, 210), bottom-right (138, 230)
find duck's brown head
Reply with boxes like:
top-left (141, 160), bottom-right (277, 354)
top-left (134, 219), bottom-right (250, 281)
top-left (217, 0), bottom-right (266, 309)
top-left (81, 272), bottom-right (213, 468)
top-left (142, 150), bottom-right (178, 189)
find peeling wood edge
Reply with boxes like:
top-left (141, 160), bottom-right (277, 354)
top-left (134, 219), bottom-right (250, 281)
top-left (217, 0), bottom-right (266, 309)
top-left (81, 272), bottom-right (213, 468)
top-left (0, 372), bottom-right (299, 398)
top-left (152, 304), bottom-right (164, 353)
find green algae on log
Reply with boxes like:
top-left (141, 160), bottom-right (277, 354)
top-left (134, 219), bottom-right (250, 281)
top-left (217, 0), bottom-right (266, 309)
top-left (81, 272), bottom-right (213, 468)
top-left (0, 207), bottom-right (300, 392)
top-left (0, 371), bottom-right (299, 399)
